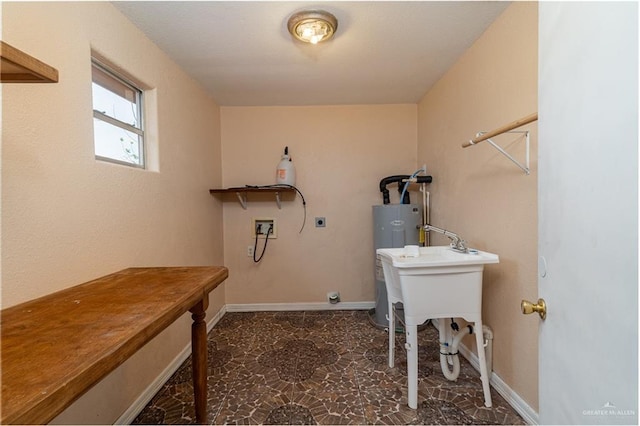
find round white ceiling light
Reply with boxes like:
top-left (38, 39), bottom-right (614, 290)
top-left (287, 10), bottom-right (338, 44)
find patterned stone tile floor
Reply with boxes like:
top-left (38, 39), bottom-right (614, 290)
top-left (133, 311), bottom-right (525, 425)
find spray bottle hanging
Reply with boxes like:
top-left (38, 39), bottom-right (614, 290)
top-left (276, 146), bottom-right (296, 186)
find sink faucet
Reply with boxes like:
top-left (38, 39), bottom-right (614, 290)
top-left (424, 224), bottom-right (468, 253)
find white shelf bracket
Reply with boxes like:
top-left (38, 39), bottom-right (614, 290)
top-left (235, 192), bottom-right (247, 210)
top-left (234, 191), bottom-right (283, 209)
top-left (274, 192), bottom-right (282, 209)
top-left (475, 130), bottom-right (530, 175)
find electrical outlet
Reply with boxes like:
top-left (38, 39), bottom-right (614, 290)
top-left (247, 246), bottom-right (254, 257)
top-left (252, 218), bottom-right (277, 238)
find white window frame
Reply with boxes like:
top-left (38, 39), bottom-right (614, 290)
top-left (92, 59), bottom-right (145, 168)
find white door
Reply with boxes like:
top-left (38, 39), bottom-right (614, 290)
top-left (538, 2), bottom-right (637, 424)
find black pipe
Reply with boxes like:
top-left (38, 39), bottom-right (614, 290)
top-left (415, 176), bottom-right (433, 184)
top-left (379, 175), bottom-right (409, 205)
top-left (379, 175), bottom-right (433, 204)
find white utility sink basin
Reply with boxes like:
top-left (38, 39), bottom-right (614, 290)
top-left (378, 245), bottom-right (497, 267)
top-left (377, 245), bottom-right (499, 409)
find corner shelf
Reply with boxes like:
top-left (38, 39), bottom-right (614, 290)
top-left (1, 41), bottom-right (59, 83)
top-left (209, 187), bottom-right (295, 210)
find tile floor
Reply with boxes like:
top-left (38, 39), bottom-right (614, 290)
top-left (133, 310), bottom-right (525, 425)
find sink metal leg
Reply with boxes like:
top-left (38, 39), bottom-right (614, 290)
top-left (474, 320), bottom-right (493, 407)
top-left (388, 301), bottom-right (395, 368)
top-left (405, 323), bottom-right (418, 409)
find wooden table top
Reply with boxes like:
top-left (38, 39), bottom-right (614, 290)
top-left (1, 266), bottom-right (228, 424)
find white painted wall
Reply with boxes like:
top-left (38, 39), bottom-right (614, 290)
top-left (538, 2), bottom-right (638, 423)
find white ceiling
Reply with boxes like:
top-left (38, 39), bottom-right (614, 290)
top-left (114, 1), bottom-right (510, 106)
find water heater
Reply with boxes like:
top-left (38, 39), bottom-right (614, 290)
top-left (371, 204), bottom-right (422, 327)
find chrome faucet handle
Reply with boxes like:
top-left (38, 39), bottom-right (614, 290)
top-left (449, 236), bottom-right (468, 253)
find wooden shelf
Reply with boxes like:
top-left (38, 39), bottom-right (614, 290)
top-left (1, 41), bottom-right (59, 83)
top-left (210, 186), bottom-right (295, 209)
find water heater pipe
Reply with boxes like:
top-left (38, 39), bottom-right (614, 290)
top-left (379, 174), bottom-right (432, 204)
top-left (379, 175), bottom-right (411, 204)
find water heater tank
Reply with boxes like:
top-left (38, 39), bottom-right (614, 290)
top-left (371, 204), bottom-right (422, 328)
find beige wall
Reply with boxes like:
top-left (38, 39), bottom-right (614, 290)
top-left (2, 2), bottom-right (225, 423)
top-left (220, 105), bottom-right (417, 305)
top-left (417, 2), bottom-right (539, 410)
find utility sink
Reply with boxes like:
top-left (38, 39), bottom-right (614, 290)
top-left (377, 246), bottom-right (498, 323)
top-left (376, 245), bottom-right (499, 409)
top-left (378, 245), bottom-right (498, 267)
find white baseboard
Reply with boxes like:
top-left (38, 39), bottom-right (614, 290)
top-left (115, 305), bottom-right (227, 425)
top-left (429, 319), bottom-right (539, 425)
top-left (226, 301), bottom-right (375, 312)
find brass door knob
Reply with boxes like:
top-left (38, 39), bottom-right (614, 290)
top-left (521, 298), bottom-right (546, 320)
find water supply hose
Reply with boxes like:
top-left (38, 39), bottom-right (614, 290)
top-left (253, 224), bottom-right (273, 262)
top-left (400, 168), bottom-right (425, 204)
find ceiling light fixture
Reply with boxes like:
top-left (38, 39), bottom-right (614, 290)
top-left (287, 10), bottom-right (338, 44)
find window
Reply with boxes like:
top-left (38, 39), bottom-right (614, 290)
top-left (92, 60), bottom-right (145, 168)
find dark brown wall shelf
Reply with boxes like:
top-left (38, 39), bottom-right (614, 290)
top-left (210, 187), bottom-right (295, 209)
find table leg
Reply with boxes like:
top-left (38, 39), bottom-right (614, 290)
top-left (190, 297), bottom-right (209, 424)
